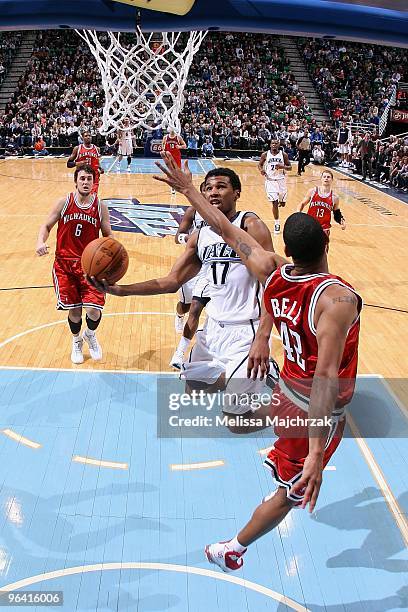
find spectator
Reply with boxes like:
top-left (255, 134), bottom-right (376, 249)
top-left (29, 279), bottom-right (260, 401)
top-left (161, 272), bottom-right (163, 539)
top-left (202, 136), bottom-right (214, 157)
top-left (312, 143), bottom-right (325, 165)
top-left (357, 132), bottom-right (375, 180)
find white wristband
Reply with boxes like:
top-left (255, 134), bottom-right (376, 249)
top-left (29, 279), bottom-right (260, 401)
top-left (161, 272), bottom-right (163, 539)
top-left (177, 233), bottom-right (188, 244)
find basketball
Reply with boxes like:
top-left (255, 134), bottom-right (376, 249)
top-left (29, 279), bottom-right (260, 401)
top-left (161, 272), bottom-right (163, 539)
top-left (81, 237), bottom-right (129, 284)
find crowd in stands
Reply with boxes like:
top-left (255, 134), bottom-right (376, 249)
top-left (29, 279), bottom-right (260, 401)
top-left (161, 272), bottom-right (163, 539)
top-left (355, 132), bottom-right (408, 191)
top-left (0, 30), bottom-right (337, 157)
top-left (0, 32), bottom-right (23, 86)
top-left (0, 29), bottom-right (407, 189)
top-left (299, 38), bottom-right (408, 126)
top-left (179, 32), bottom-right (318, 154)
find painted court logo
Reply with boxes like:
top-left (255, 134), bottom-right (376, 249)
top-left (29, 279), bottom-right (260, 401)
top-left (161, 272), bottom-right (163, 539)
top-left (103, 198), bottom-right (187, 237)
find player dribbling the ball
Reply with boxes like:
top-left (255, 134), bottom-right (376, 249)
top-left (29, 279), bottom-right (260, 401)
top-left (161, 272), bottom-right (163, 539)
top-left (36, 165), bottom-right (113, 364)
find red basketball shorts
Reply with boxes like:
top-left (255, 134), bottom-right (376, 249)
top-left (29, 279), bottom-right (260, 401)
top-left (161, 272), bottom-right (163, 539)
top-left (263, 384), bottom-right (345, 504)
top-left (53, 258), bottom-right (105, 310)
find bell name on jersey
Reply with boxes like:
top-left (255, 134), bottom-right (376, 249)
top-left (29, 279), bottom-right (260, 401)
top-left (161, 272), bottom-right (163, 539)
top-left (269, 297), bottom-right (302, 326)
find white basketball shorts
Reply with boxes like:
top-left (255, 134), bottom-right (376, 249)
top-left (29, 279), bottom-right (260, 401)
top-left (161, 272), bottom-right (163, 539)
top-left (265, 177), bottom-right (287, 203)
top-left (118, 141), bottom-right (133, 156)
top-left (181, 316), bottom-right (266, 414)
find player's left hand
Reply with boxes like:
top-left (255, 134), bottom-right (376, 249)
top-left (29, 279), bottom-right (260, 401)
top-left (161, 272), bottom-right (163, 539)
top-left (154, 152), bottom-right (193, 194)
top-left (289, 452), bottom-right (324, 512)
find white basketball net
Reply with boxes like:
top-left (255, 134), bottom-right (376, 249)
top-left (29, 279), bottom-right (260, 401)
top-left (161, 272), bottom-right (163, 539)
top-left (76, 28), bottom-right (206, 135)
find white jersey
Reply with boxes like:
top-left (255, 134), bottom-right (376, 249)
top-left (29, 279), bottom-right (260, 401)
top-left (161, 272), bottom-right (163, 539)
top-left (196, 211), bottom-right (262, 324)
top-left (119, 128), bottom-right (133, 143)
top-left (265, 150), bottom-right (285, 180)
top-left (192, 211), bottom-right (206, 232)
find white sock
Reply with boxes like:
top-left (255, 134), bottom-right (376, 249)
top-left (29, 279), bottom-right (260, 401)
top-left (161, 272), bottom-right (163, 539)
top-left (86, 328), bottom-right (95, 336)
top-left (229, 535), bottom-right (247, 552)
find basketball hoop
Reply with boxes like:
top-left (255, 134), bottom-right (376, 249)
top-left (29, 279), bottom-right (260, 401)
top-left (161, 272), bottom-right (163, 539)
top-left (76, 28), bottom-right (206, 135)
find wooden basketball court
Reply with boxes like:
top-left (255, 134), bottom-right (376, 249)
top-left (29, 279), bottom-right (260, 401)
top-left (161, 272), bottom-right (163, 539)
top-left (0, 157), bottom-right (406, 379)
top-left (0, 156), bottom-right (407, 611)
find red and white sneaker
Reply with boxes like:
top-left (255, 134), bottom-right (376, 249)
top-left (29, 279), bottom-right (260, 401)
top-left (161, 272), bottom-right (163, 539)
top-left (205, 541), bottom-right (246, 573)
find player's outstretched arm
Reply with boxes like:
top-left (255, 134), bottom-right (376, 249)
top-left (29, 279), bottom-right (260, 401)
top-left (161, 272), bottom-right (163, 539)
top-left (175, 206), bottom-right (195, 244)
top-left (297, 188), bottom-right (314, 213)
top-left (290, 285), bottom-right (360, 511)
top-left (89, 232), bottom-right (202, 296)
top-left (36, 197), bottom-right (66, 256)
top-left (154, 153), bottom-right (279, 284)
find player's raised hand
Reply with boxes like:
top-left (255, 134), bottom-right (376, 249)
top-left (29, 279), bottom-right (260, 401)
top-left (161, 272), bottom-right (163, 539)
top-left (153, 152), bottom-right (193, 194)
top-left (289, 452), bottom-right (324, 512)
top-left (36, 243), bottom-right (49, 257)
top-left (86, 275), bottom-right (122, 296)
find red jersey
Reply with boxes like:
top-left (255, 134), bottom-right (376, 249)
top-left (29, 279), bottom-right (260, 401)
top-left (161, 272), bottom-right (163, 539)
top-left (264, 264), bottom-right (362, 409)
top-left (164, 135), bottom-right (181, 167)
top-left (75, 143), bottom-right (100, 182)
top-left (307, 187), bottom-right (334, 230)
top-left (56, 192), bottom-right (102, 259)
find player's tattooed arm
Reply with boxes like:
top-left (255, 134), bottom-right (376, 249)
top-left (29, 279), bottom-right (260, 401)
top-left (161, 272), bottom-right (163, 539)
top-left (332, 295), bottom-right (358, 304)
top-left (236, 239), bottom-right (252, 260)
top-left (291, 284), bottom-right (360, 511)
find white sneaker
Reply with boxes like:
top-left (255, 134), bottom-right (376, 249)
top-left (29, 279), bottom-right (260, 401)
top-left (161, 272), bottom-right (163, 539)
top-left (169, 348), bottom-right (184, 370)
top-left (171, 188), bottom-right (176, 196)
top-left (82, 329), bottom-right (102, 361)
top-left (205, 541), bottom-right (247, 573)
top-left (174, 313), bottom-right (185, 334)
top-left (274, 222), bottom-right (280, 235)
top-left (71, 337), bottom-right (84, 364)
top-left (127, 166), bottom-right (131, 172)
